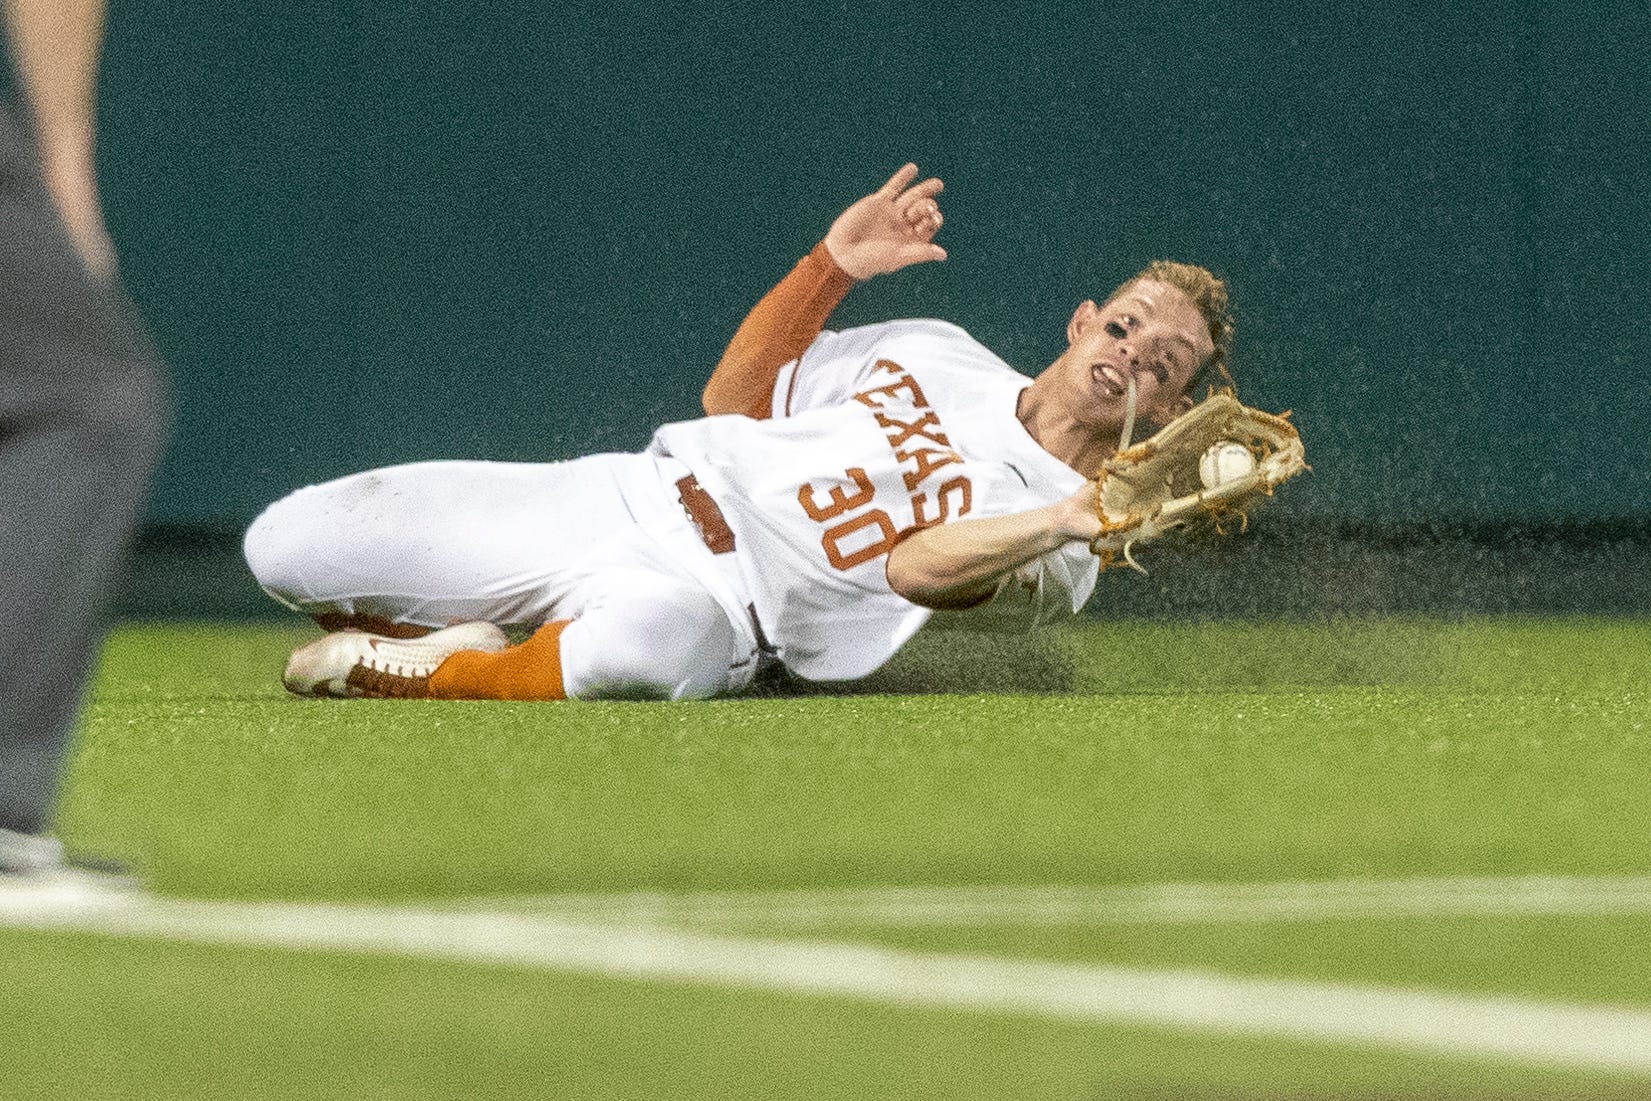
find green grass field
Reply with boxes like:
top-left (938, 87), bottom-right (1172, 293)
top-left (6, 617), bottom-right (1650, 1099)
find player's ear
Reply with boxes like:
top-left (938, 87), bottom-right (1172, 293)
top-left (1067, 300), bottom-right (1100, 345)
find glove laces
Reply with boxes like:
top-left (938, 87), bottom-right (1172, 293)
top-left (1118, 374), bottom-right (1137, 453)
top-left (1117, 374), bottom-right (1148, 575)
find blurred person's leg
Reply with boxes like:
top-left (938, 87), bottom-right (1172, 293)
top-left (0, 103), bottom-right (168, 851)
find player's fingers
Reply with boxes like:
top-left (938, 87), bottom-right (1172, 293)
top-left (899, 242), bottom-right (947, 265)
top-left (878, 163), bottom-right (920, 197)
top-left (894, 178), bottom-right (945, 216)
top-left (903, 200), bottom-right (941, 228)
top-left (905, 176), bottom-right (945, 202)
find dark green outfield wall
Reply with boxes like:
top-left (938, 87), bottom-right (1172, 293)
top-left (79, 1), bottom-right (1650, 525)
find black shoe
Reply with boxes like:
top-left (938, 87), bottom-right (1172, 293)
top-left (0, 827), bottom-right (137, 892)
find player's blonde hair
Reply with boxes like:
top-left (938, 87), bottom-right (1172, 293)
top-left (1107, 260), bottom-right (1235, 398)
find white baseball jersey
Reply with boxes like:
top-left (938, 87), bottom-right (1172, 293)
top-left (649, 319), bottom-right (1099, 681)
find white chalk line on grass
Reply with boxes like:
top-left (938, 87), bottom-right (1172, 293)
top-left (3, 875), bottom-right (1651, 1073)
top-left (488, 874), bottom-right (1651, 930)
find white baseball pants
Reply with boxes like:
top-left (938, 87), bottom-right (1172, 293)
top-left (243, 453), bottom-right (763, 700)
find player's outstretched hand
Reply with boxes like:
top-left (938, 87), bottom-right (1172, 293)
top-left (824, 163), bottom-right (947, 280)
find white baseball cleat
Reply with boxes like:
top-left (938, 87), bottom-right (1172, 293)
top-left (282, 622), bottom-right (509, 699)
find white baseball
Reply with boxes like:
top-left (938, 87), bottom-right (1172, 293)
top-left (1199, 441), bottom-right (1257, 488)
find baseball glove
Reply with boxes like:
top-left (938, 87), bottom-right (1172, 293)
top-left (1089, 392), bottom-right (1307, 572)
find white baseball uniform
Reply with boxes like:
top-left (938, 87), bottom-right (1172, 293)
top-left (245, 319), bottom-right (1098, 698)
top-left (650, 318), bottom-right (1098, 679)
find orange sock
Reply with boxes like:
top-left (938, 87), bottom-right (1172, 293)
top-left (428, 621), bottom-right (569, 700)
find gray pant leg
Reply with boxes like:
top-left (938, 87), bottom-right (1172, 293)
top-left (0, 104), bottom-right (169, 835)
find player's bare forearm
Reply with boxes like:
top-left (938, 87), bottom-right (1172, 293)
top-left (885, 486), bottom-right (1099, 610)
top-left (702, 241), bottom-right (854, 419)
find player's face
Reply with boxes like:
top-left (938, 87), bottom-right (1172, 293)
top-left (1058, 280), bottom-right (1214, 429)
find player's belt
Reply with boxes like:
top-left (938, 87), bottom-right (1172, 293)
top-left (675, 474), bottom-right (736, 555)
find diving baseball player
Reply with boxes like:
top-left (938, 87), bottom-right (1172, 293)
top-left (244, 164), bottom-right (1232, 701)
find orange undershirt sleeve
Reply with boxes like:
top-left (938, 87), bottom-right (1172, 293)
top-left (427, 622), bottom-right (570, 701)
top-left (701, 240), bottom-right (857, 420)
